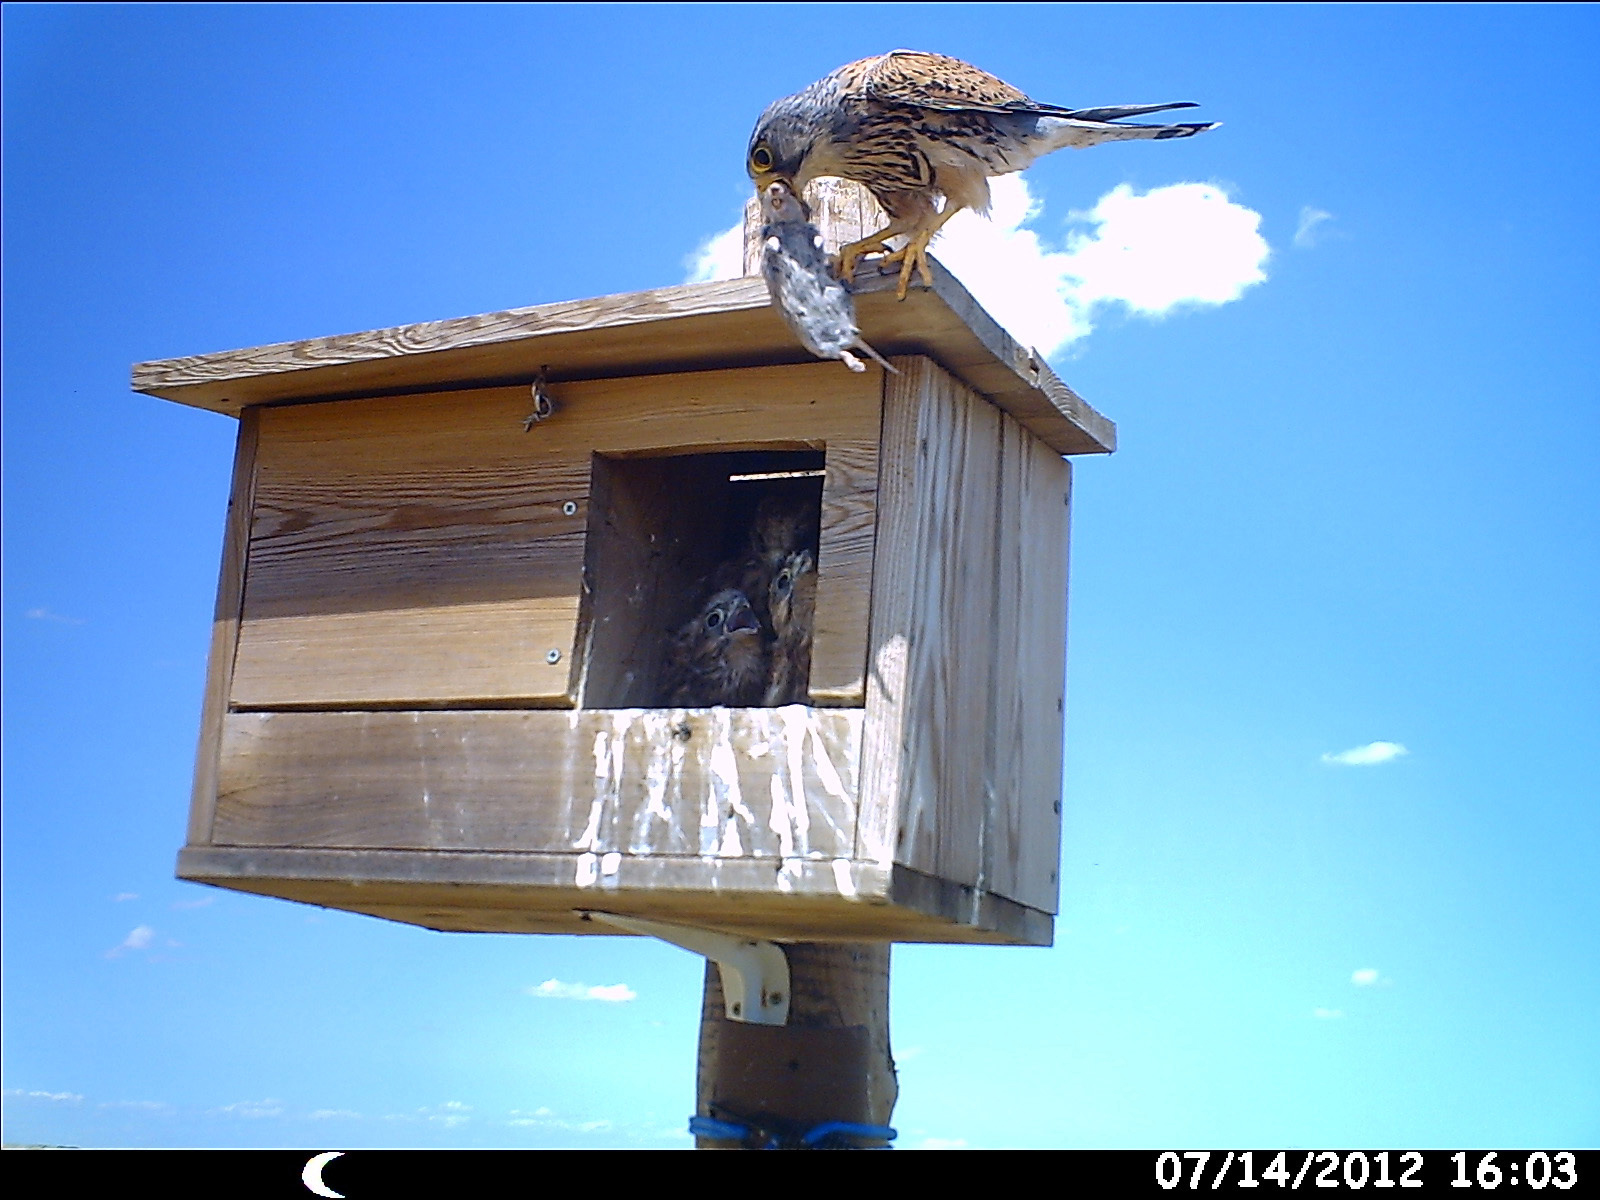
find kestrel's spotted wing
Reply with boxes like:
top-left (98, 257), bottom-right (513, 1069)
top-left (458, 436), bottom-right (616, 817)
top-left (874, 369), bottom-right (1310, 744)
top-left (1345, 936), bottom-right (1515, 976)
top-left (857, 50), bottom-right (1036, 114)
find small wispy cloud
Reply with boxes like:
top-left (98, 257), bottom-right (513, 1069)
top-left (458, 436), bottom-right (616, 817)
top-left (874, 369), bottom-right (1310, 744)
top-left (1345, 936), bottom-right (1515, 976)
top-left (4, 1088), bottom-right (85, 1103)
top-left (506, 1106), bottom-right (613, 1132)
top-left (25, 607), bottom-right (85, 625)
top-left (100, 1099), bottom-right (173, 1112)
top-left (1322, 741), bottom-right (1409, 767)
top-left (1352, 967), bottom-right (1392, 988)
top-left (685, 176), bottom-right (1268, 359)
top-left (527, 979), bottom-right (637, 1003)
top-left (218, 1098), bottom-right (285, 1119)
top-left (419, 1101), bottom-right (472, 1128)
top-left (1313, 1007), bottom-right (1345, 1020)
top-left (106, 925), bottom-right (156, 958)
top-left (1294, 206), bottom-right (1335, 248)
top-left (171, 896), bottom-right (215, 910)
top-left (113, 892), bottom-right (140, 903)
top-left (309, 1108), bottom-right (363, 1120)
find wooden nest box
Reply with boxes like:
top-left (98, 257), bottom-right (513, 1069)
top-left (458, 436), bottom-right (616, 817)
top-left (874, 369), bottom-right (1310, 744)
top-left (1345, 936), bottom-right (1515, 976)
top-left (134, 262), bottom-right (1114, 946)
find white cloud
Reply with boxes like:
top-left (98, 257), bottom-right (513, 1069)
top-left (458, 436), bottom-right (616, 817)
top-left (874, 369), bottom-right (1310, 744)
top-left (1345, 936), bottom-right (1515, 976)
top-left (1294, 206), bottom-right (1335, 248)
top-left (106, 924), bottom-right (156, 958)
top-left (171, 896), bottom-right (215, 910)
top-left (527, 978), bottom-right (637, 1003)
top-left (686, 176), bottom-right (1268, 358)
top-left (684, 222), bottom-right (745, 283)
top-left (6, 1089), bottom-right (85, 1102)
top-left (1322, 741), bottom-right (1409, 767)
top-left (309, 1108), bottom-right (362, 1120)
top-left (1313, 1008), bottom-right (1345, 1019)
top-left (26, 606), bottom-right (85, 624)
top-left (219, 1098), bottom-right (285, 1118)
top-left (1352, 967), bottom-right (1381, 987)
top-left (420, 1101), bottom-right (472, 1127)
top-left (113, 892), bottom-right (139, 903)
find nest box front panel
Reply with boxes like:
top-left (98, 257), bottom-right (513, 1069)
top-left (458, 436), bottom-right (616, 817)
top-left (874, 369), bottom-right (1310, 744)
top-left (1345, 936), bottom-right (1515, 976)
top-left (231, 389), bottom-right (588, 708)
top-left (205, 362), bottom-right (885, 873)
top-left (226, 361), bottom-right (881, 712)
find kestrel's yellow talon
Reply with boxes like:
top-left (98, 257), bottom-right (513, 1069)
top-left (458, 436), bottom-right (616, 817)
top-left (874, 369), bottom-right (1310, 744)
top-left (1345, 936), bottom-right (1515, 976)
top-left (835, 235), bottom-right (892, 281)
top-left (880, 231), bottom-right (936, 299)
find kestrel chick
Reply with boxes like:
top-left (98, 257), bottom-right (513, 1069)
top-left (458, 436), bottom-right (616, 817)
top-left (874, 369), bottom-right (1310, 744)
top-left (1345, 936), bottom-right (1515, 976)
top-left (748, 50), bottom-right (1218, 298)
top-left (764, 549), bottom-right (817, 707)
top-left (661, 589), bottom-right (768, 707)
top-left (737, 493), bottom-right (820, 632)
top-left (758, 179), bottom-right (896, 374)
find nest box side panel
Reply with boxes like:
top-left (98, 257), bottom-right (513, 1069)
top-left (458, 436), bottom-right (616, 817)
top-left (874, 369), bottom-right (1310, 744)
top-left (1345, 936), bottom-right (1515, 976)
top-left (188, 408), bottom-right (261, 847)
top-left (988, 422), bottom-right (1069, 912)
top-left (858, 357), bottom-right (1068, 923)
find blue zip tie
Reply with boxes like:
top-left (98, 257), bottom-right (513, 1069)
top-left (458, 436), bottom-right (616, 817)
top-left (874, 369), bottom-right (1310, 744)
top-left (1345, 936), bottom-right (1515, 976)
top-left (688, 1114), bottom-right (896, 1148)
top-left (800, 1120), bottom-right (897, 1147)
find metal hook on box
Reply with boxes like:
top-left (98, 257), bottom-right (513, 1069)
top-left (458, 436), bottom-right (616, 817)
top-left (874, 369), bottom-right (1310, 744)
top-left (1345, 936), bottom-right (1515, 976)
top-left (522, 366), bottom-right (558, 431)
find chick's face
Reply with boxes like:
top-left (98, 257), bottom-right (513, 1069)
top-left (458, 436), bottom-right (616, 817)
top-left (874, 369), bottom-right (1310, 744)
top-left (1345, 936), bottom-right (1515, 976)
top-left (698, 589), bottom-right (760, 649)
top-left (768, 550), bottom-right (817, 636)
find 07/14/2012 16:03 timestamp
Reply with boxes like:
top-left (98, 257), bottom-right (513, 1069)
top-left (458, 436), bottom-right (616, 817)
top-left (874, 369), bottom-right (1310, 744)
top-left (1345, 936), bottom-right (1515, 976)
top-left (1154, 1151), bottom-right (1580, 1190)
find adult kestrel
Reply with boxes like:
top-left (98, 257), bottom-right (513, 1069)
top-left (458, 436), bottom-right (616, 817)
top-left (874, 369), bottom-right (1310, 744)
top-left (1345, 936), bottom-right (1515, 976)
top-left (661, 589), bottom-right (768, 707)
top-left (747, 50), bottom-right (1218, 298)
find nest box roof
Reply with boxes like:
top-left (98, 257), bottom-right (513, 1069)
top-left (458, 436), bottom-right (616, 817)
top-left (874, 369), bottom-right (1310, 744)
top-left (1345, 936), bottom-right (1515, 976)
top-left (132, 257), bottom-right (1114, 457)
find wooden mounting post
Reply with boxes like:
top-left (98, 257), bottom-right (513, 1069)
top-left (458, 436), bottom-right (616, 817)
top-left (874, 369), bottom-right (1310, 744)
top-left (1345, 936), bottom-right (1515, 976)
top-left (693, 180), bottom-right (898, 1149)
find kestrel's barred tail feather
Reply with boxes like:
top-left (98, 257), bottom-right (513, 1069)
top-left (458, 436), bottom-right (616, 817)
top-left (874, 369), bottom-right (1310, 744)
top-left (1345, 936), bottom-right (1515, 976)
top-left (1063, 102), bottom-right (1202, 123)
top-left (1032, 113), bottom-right (1221, 152)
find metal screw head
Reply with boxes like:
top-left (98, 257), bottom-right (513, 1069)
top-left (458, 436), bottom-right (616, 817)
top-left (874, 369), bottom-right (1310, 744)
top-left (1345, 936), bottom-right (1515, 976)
top-left (561, 500), bottom-right (578, 516)
top-left (546, 649), bottom-right (562, 664)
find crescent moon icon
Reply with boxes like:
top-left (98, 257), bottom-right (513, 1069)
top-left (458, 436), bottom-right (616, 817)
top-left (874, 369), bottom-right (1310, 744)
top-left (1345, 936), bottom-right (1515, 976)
top-left (302, 1151), bottom-right (345, 1199)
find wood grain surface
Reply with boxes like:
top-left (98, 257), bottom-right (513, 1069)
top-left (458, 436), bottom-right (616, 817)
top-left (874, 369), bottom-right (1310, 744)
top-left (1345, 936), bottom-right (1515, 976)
top-left (229, 361), bottom-right (881, 709)
top-left (858, 357), bottom-right (1068, 916)
top-left (176, 848), bottom-right (1050, 943)
top-left (188, 408), bottom-right (260, 847)
top-left (132, 266), bottom-right (1113, 457)
top-left (213, 708), bottom-right (862, 863)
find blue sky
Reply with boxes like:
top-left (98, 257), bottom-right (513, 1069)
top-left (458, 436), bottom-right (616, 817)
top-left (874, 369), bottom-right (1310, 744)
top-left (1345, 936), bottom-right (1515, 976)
top-left (4, 4), bottom-right (1597, 1149)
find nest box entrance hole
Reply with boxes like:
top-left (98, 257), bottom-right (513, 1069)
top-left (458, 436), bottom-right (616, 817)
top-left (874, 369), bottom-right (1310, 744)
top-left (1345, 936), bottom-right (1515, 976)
top-left (577, 447), bottom-right (825, 708)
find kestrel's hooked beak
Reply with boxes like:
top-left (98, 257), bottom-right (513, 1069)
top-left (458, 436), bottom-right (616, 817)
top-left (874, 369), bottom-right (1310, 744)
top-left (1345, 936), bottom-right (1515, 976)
top-left (726, 601), bottom-right (760, 636)
top-left (751, 170), bottom-right (787, 197)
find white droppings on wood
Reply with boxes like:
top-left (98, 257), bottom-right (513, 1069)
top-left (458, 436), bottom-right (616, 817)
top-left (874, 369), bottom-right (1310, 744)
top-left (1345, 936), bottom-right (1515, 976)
top-left (831, 857), bottom-right (857, 897)
top-left (706, 709), bottom-right (756, 857)
top-left (575, 851), bottom-right (599, 887)
top-left (629, 710), bottom-right (677, 855)
top-left (774, 708), bottom-right (811, 857)
top-left (575, 729), bottom-right (611, 852)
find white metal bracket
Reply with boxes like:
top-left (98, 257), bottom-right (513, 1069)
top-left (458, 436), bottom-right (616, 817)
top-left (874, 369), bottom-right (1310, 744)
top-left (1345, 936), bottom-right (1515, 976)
top-left (578, 911), bottom-right (791, 1026)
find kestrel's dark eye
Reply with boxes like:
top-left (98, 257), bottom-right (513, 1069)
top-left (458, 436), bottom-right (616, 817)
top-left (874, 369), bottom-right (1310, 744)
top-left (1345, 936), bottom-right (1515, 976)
top-left (751, 144), bottom-right (774, 172)
top-left (705, 609), bottom-right (723, 630)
